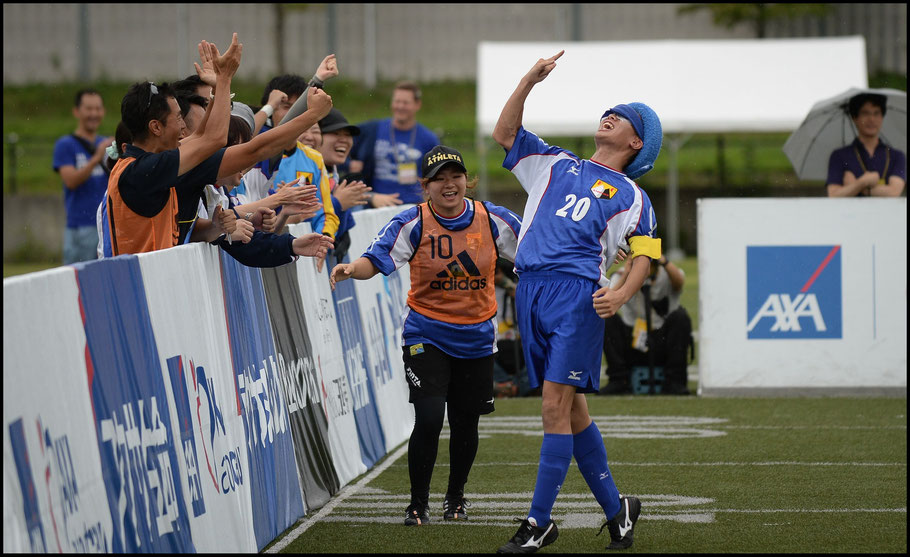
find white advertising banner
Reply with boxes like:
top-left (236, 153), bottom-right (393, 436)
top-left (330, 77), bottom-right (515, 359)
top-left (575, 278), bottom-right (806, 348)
top-left (288, 222), bottom-right (367, 486)
top-left (347, 207), bottom-right (415, 451)
top-left (697, 198), bottom-right (907, 395)
top-left (2, 268), bottom-right (114, 553)
top-left (137, 244), bottom-right (258, 552)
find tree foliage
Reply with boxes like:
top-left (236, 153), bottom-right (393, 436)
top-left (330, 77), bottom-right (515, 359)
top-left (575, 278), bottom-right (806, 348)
top-left (677, 3), bottom-right (833, 38)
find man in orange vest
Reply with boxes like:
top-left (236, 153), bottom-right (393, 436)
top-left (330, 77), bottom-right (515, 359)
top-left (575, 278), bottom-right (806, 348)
top-left (106, 33), bottom-right (335, 257)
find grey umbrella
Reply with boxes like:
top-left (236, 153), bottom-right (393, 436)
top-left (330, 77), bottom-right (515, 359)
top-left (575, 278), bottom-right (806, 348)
top-left (783, 87), bottom-right (906, 181)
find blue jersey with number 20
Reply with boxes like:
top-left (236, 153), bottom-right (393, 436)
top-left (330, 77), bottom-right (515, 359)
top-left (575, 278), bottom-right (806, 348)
top-left (504, 127), bottom-right (657, 287)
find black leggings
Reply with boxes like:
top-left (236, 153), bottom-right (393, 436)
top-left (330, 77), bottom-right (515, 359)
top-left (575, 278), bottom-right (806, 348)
top-left (408, 396), bottom-right (480, 505)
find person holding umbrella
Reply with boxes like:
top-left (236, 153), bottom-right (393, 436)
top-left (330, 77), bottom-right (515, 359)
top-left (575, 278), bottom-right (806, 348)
top-left (826, 93), bottom-right (905, 197)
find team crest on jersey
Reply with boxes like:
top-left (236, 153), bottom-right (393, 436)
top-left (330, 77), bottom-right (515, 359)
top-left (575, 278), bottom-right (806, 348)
top-left (295, 171), bottom-right (314, 185)
top-left (591, 179), bottom-right (617, 199)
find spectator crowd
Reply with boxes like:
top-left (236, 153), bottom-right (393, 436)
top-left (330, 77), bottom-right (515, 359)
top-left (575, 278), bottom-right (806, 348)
top-left (56, 34), bottom-right (445, 272)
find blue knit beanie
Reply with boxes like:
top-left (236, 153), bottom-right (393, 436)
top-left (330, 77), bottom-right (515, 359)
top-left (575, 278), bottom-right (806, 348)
top-left (624, 102), bottom-right (662, 179)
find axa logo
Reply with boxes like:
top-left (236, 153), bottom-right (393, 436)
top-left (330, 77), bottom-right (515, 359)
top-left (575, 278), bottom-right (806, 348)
top-left (430, 250), bottom-right (487, 291)
top-left (746, 246), bottom-right (842, 339)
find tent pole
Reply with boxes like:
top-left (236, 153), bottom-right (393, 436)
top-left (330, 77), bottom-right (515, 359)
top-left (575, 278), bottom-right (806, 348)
top-left (478, 130), bottom-right (489, 201)
top-left (666, 134), bottom-right (692, 260)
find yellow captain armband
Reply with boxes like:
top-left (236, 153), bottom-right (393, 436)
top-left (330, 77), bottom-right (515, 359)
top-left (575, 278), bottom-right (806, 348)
top-left (628, 235), bottom-right (662, 260)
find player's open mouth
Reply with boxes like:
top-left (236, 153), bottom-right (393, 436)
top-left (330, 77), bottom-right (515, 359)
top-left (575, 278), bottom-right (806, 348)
top-left (442, 191), bottom-right (458, 199)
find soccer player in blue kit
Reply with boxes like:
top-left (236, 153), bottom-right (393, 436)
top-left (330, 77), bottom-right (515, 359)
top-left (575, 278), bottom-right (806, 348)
top-left (493, 51), bottom-right (663, 553)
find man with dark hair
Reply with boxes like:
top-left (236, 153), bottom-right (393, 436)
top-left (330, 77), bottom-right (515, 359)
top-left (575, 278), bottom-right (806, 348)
top-left (106, 34), bottom-right (247, 255)
top-left (257, 74), bottom-right (308, 134)
top-left (173, 74), bottom-right (211, 100)
top-left (349, 80), bottom-right (440, 207)
top-left (175, 90), bottom-right (208, 135)
top-left (53, 88), bottom-right (109, 263)
top-left (826, 92), bottom-right (906, 197)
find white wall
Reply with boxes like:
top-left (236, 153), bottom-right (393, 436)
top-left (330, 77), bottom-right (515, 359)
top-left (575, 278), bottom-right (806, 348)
top-left (697, 198), bottom-right (907, 395)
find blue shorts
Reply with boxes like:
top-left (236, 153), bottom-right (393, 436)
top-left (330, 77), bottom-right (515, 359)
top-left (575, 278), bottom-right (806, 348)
top-left (515, 272), bottom-right (605, 394)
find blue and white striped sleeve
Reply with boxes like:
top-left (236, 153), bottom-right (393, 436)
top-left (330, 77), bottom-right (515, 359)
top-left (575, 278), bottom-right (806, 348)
top-left (362, 206), bottom-right (421, 275)
top-left (502, 127), bottom-right (575, 195)
top-left (484, 201), bottom-right (522, 262)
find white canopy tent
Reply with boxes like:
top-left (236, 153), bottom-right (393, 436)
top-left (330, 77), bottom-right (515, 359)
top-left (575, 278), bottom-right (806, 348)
top-left (475, 37), bottom-right (868, 257)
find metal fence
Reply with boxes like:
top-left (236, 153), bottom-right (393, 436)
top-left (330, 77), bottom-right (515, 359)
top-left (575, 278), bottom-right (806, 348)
top-left (3, 3), bottom-right (906, 85)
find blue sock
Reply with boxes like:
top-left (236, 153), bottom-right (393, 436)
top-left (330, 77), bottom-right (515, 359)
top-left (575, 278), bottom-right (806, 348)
top-left (573, 421), bottom-right (621, 520)
top-left (528, 433), bottom-right (573, 525)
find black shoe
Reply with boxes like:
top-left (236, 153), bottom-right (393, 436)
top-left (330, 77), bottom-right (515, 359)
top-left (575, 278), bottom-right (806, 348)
top-left (404, 502), bottom-right (430, 526)
top-left (497, 518), bottom-right (559, 553)
top-left (600, 496), bottom-right (641, 549)
top-left (600, 381), bottom-right (632, 395)
top-left (443, 494), bottom-right (469, 521)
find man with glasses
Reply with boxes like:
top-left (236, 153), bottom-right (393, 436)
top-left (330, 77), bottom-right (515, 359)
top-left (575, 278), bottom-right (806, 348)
top-left (104, 34), bottom-right (336, 258)
top-left (105, 36), bottom-right (241, 255)
top-left (825, 93), bottom-right (906, 197)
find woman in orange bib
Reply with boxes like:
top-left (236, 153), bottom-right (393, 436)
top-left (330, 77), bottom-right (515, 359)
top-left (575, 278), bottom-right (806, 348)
top-left (331, 145), bottom-right (521, 526)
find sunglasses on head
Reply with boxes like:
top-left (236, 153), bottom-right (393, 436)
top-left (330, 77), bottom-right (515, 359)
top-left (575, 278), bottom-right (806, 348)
top-left (146, 82), bottom-right (159, 111)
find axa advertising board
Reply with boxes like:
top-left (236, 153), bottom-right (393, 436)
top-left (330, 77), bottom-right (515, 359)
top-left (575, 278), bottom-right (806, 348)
top-left (698, 198), bottom-right (906, 393)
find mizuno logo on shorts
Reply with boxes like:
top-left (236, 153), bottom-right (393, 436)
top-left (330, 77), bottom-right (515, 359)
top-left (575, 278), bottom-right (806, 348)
top-left (568, 370), bottom-right (582, 380)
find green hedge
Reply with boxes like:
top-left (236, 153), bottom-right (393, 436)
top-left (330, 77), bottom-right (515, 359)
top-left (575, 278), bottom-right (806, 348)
top-left (5, 72), bottom-right (904, 194)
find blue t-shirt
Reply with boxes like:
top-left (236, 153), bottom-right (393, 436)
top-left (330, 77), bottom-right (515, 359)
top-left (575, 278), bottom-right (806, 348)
top-left (271, 143), bottom-right (340, 237)
top-left (826, 138), bottom-right (906, 195)
top-left (362, 198), bottom-right (522, 358)
top-left (350, 118), bottom-right (439, 204)
top-left (503, 127), bottom-right (658, 288)
top-left (53, 134), bottom-right (109, 228)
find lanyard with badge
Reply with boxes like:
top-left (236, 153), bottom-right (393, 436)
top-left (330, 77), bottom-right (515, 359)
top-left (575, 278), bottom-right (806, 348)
top-left (854, 145), bottom-right (890, 185)
top-left (390, 123), bottom-right (418, 184)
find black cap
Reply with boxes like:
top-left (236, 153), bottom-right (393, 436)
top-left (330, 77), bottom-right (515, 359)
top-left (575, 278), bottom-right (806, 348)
top-left (318, 108), bottom-right (360, 135)
top-left (421, 145), bottom-right (467, 179)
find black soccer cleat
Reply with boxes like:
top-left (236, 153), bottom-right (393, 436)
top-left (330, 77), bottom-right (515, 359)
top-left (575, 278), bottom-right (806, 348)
top-left (404, 502), bottom-right (430, 526)
top-left (443, 494), bottom-right (469, 521)
top-left (601, 495), bottom-right (641, 550)
top-left (497, 517), bottom-right (559, 553)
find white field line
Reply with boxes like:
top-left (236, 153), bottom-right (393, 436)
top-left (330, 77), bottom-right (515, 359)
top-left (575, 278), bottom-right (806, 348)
top-left (264, 442), bottom-right (409, 554)
top-left (385, 461), bottom-right (906, 467)
top-left (273, 413), bottom-right (905, 546)
top-left (716, 425), bottom-right (906, 430)
top-left (315, 506), bottom-right (908, 527)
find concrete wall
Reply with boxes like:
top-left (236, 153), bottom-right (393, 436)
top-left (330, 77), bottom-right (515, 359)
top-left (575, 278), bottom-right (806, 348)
top-left (3, 3), bottom-right (906, 85)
